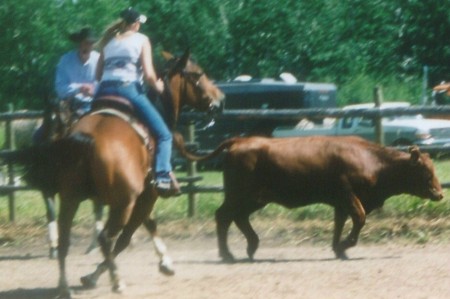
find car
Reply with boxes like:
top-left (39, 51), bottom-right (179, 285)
top-left (272, 102), bottom-right (450, 147)
top-left (191, 76), bottom-right (337, 148)
top-left (175, 75), bottom-right (337, 168)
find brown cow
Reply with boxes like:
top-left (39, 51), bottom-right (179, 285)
top-left (176, 135), bottom-right (443, 261)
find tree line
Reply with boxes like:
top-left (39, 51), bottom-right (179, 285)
top-left (0, 0), bottom-right (449, 110)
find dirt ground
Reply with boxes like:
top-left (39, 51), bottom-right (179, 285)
top-left (1, 223), bottom-right (450, 299)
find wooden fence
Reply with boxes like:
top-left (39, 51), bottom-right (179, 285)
top-left (3, 97), bottom-right (450, 220)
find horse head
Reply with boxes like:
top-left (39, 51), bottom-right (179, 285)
top-left (161, 49), bottom-right (224, 125)
top-left (39, 99), bottom-right (79, 143)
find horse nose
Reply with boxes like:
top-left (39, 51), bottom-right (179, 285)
top-left (209, 101), bottom-right (223, 114)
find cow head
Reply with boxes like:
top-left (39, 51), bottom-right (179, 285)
top-left (408, 146), bottom-right (443, 201)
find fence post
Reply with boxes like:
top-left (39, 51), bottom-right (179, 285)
top-left (5, 103), bottom-right (16, 222)
top-left (187, 122), bottom-right (197, 217)
top-left (373, 86), bottom-right (384, 145)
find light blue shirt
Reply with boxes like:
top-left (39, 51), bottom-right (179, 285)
top-left (54, 49), bottom-right (100, 99)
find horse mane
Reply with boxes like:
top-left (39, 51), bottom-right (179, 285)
top-left (150, 54), bottom-right (184, 130)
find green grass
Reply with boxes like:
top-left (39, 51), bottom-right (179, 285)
top-left (2, 159), bottom-right (450, 225)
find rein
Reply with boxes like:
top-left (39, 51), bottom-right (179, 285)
top-left (159, 67), bottom-right (205, 130)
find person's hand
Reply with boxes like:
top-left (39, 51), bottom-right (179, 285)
top-left (155, 79), bottom-right (164, 94)
top-left (79, 84), bottom-right (95, 96)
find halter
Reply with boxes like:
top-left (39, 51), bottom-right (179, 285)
top-left (160, 66), bottom-right (207, 130)
top-left (182, 69), bottom-right (205, 88)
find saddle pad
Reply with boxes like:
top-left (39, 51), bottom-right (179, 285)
top-left (90, 108), bottom-right (150, 147)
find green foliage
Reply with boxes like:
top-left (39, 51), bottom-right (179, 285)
top-left (0, 0), bottom-right (129, 110)
top-left (0, 0), bottom-right (449, 110)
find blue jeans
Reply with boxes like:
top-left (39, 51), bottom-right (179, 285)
top-left (96, 81), bottom-right (173, 181)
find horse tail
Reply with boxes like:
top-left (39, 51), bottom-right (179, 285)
top-left (172, 131), bottom-right (236, 162)
top-left (2, 132), bottom-right (94, 195)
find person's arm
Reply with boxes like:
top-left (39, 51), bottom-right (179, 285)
top-left (55, 56), bottom-right (81, 99)
top-left (55, 52), bottom-right (96, 99)
top-left (141, 37), bottom-right (164, 93)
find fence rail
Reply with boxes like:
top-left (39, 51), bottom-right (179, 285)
top-left (3, 101), bottom-right (450, 219)
top-left (180, 105), bottom-right (450, 122)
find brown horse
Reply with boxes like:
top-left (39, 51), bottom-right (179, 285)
top-left (35, 99), bottom-right (105, 259)
top-left (8, 49), bottom-right (224, 299)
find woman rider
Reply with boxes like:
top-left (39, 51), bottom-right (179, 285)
top-left (95, 7), bottom-right (180, 197)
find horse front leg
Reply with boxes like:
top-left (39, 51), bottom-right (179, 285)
top-left (43, 192), bottom-right (58, 259)
top-left (56, 198), bottom-right (80, 299)
top-left (143, 218), bottom-right (175, 276)
top-left (142, 186), bottom-right (174, 276)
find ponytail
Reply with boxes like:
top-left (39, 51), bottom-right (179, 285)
top-left (97, 20), bottom-right (127, 50)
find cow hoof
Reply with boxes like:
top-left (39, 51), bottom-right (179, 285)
top-left (80, 274), bottom-right (97, 289)
top-left (49, 247), bottom-right (58, 260)
top-left (159, 261), bottom-right (175, 276)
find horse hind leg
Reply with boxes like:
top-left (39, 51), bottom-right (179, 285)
top-left (85, 201), bottom-right (105, 254)
top-left (99, 207), bottom-right (130, 293)
top-left (80, 226), bottom-right (126, 292)
top-left (143, 218), bottom-right (175, 276)
top-left (81, 190), bottom-right (160, 291)
top-left (81, 217), bottom-right (146, 290)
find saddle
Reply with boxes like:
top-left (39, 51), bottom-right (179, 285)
top-left (91, 95), bottom-right (151, 148)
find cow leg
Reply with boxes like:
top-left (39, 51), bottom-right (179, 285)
top-left (233, 203), bottom-right (264, 261)
top-left (56, 198), bottom-right (80, 299)
top-left (43, 192), bottom-right (58, 259)
top-left (332, 208), bottom-right (349, 259)
top-left (215, 202), bottom-right (235, 263)
top-left (335, 195), bottom-right (366, 260)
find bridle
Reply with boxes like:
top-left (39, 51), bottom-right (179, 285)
top-left (182, 69), bottom-right (205, 88)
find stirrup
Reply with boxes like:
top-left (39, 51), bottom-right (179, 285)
top-left (155, 172), bottom-right (181, 198)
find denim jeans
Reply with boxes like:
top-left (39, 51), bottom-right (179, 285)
top-left (96, 81), bottom-right (173, 181)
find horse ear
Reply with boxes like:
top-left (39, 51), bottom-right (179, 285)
top-left (175, 48), bottom-right (190, 70)
top-left (409, 146), bottom-right (421, 164)
top-left (161, 51), bottom-right (174, 61)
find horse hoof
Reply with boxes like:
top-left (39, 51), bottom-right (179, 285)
top-left (55, 288), bottom-right (72, 299)
top-left (112, 281), bottom-right (126, 293)
top-left (49, 247), bottom-right (58, 260)
top-left (85, 243), bottom-right (98, 255)
top-left (159, 262), bottom-right (175, 276)
top-left (220, 252), bottom-right (235, 264)
top-left (335, 251), bottom-right (349, 260)
top-left (80, 275), bottom-right (97, 289)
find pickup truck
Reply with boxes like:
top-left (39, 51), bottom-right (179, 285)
top-left (272, 102), bottom-right (450, 146)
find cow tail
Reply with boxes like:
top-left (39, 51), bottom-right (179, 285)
top-left (172, 131), bottom-right (235, 162)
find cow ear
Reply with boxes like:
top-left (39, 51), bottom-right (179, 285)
top-left (161, 51), bottom-right (174, 61)
top-left (409, 146), bottom-right (421, 164)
